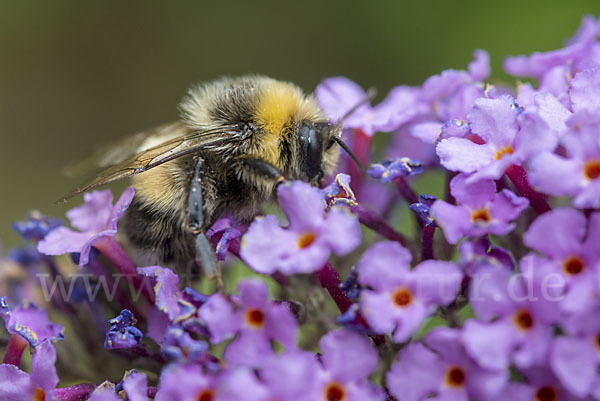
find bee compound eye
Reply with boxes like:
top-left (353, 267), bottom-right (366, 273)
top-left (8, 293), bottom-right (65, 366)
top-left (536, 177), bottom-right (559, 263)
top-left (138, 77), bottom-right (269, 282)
top-left (298, 122), bottom-right (323, 180)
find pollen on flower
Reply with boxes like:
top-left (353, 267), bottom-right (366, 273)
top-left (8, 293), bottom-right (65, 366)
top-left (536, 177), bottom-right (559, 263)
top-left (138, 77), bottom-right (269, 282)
top-left (470, 207), bottom-right (491, 224)
top-left (562, 256), bottom-right (585, 275)
top-left (535, 386), bottom-right (558, 401)
top-left (391, 288), bottom-right (413, 307)
top-left (513, 309), bottom-right (534, 331)
top-left (195, 389), bottom-right (215, 401)
top-left (298, 232), bottom-right (316, 249)
top-left (494, 145), bottom-right (514, 160)
top-left (33, 388), bottom-right (45, 401)
top-left (445, 366), bottom-right (466, 388)
top-left (324, 382), bottom-right (346, 401)
top-left (583, 159), bottom-right (600, 180)
top-left (245, 308), bottom-right (265, 328)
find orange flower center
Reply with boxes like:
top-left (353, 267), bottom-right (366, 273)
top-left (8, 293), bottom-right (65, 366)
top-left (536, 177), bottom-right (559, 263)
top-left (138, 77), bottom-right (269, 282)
top-left (391, 288), bottom-right (413, 307)
top-left (34, 388), bottom-right (46, 401)
top-left (494, 145), bottom-right (514, 160)
top-left (324, 382), bottom-right (346, 401)
top-left (562, 256), bottom-right (585, 275)
top-left (298, 232), bottom-right (316, 249)
top-left (245, 308), bottom-right (265, 328)
top-left (471, 207), bottom-right (491, 223)
top-left (535, 386), bottom-right (558, 401)
top-left (514, 309), bottom-right (534, 331)
top-left (445, 366), bottom-right (466, 388)
top-left (595, 333), bottom-right (600, 351)
top-left (583, 159), bottom-right (600, 180)
top-left (196, 389), bottom-right (215, 401)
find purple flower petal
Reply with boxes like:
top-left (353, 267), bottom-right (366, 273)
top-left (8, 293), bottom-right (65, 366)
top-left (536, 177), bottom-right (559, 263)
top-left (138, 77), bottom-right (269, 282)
top-left (197, 293), bottom-right (240, 342)
top-left (462, 319), bottom-right (515, 370)
top-left (528, 153), bottom-right (583, 197)
top-left (316, 77), bottom-right (369, 122)
top-left (30, 341), bottom-right (58, 394)
top-left (468, 49), bottom-right (490, 81)
top-left (66, 190), bottom-right (114, 232)
top-left (357, 241), bottom-right (411, 291)
top-left (430, 201), bottom-right (472, 244)
top-left (123, 373), bottom-right (149, 401)
top-left (436, 137), bottom-right (495, 173)
top-left (0, 364), bottom-right (32, 400)
top-left (320, 208), bottom-right (361, 256)
top-left (412, 260), bottom-right (463, 306)
top-left (411, 122), bottom-right (442, 143)
top-left (570, 68), bottom-right (600, 113)
top-left (467, 95), bottom-right (521, 146)
top-left (278, 181), bottom-right (325, 233)
top-left (523, 208), bottom-right (586, 260)
top-left (387, 343), bottom-right (445, 401)
top-left (320, 329), bottom-right (378, 382)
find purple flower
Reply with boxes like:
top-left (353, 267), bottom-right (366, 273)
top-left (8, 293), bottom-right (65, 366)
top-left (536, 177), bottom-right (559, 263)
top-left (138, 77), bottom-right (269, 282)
top-left (104, 309), bottom-right (143, 350)
top-left (161, 326), bottom-right (209, 365)
top-left (322, 173), bottom-right (357, 208)
top-left (154, 363), bottom-right (217, 401)
top-left (504, 15), bottom-right (600, 79)
top-left (0, 297), bottom-right (64, 349)
top-left (206, 218), bottom-right (243, 261)
top-left (528, 110), bottom-right (600, 208)
top-left (523, 208), bottom-right (600, 315)
top-left (0, 341), bottom-right (59, 401)
top-left (137, 266), bottom-right (181, 320)
top-left (431, 174), bottom-right (529, 244)
top-left (458, 237), bottom-right (514, 276)
top-left (367, 157), bottom-right (423, 183)
top-left (409, 194), bottom-right (437, 227)
top-left (13, 211), bottom-right (62, 242)
top-left (198, 279), bottom-right (298, 366)
top-left (312, 329), bottom-right (383, 401)
top-left (316, 77), bottom-right (424, 135)
top-left (173, 287), bottom-right (210, 335)
top-left (387, 328), bottom-right (507, 401)
top-left (37, 188), bottom-right (135, 267)
top-left (463, 264), bottom-right (559, 371)
top-left (357, 242), bottom-right (463, 342)
top-left (241, 181), bottom-right (361, 275)
top-left (436, 96), bottom-right (558, 182)
top-left (500, 368), bottom-right (591, 401)
top-left (549, 311), bottom-right (600, 398)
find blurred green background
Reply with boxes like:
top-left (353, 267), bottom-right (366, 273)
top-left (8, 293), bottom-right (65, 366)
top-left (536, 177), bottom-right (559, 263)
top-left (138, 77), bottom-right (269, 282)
top-left (0, 1), bottom-right (598, 248)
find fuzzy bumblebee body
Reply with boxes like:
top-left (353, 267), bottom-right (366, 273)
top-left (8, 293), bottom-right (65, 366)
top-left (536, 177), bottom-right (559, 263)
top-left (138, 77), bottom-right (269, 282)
top-left (64, 76), bottom-right (341, 272)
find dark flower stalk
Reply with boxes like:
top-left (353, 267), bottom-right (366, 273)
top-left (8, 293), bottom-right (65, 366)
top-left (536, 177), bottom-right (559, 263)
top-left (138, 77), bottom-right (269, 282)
top-left (2, 334), bottom-right (28, 366)
top-left (393, 176), bottom-right (419, 205)
top-left (353, 204), bottom-right (410, 247)
top-left (315, 262), bottom-right (353, 313)
top-left (93, 236), bottom-right (154, 302)
top-left (421, 225), bottom-right (435, 261)
top-left (54, 384), bottom-right (95, 401)
top-left (505, 164), bottom-right (551, 214)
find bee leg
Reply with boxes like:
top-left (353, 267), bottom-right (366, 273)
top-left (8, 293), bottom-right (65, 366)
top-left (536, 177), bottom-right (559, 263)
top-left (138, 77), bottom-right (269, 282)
top-left (238, 157), bottom-right (285, 183)
top-left (186, 157), bottom-right (220, 287)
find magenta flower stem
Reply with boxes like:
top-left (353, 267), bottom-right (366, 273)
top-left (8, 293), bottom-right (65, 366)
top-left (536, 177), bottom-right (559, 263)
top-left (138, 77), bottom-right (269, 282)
top-left (349, 128), bottom-right (371, 191)
top-left (93, 236), bottom-right (155, 302)
top-left (353, 204), bottom-right (410, 247)
top-left (316, 262), bottom-right (353, 313)
top-left (393, 176), bottom-right (419, 205)
top-left (2, 334), bottom-right (28, 366)
top-left (54, 384), bottom-right (95, 401)
top-left (505, 165), bottom-right (551, 214)
top-left (87, 258), bottom-right (143, 319)
top-left (421, 225), bottom-right (436, 261)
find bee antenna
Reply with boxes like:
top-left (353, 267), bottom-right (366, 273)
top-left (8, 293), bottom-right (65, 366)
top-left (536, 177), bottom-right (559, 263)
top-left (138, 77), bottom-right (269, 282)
top-left (333, 136), bottom-right (363, 172)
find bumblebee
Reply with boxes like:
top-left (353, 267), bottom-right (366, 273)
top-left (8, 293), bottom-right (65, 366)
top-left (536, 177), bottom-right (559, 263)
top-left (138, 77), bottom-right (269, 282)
top-left (61, 76), bottom-right (359, 276)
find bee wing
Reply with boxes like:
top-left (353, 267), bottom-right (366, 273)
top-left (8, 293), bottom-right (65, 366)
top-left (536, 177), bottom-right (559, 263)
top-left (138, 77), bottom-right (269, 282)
top-left (57, 123), bottom-right (244, 203)
top-left (63, 122), bottom-right (189, 178)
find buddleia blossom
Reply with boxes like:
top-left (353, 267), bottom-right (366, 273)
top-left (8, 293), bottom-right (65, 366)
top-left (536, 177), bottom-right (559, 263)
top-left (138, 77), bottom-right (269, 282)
top-left (241, 181), bottom-right (361, 275)
top-left (357, 242), bottom-right (462, 342)
top-left (431, 174), bottom-right (529, 244)
top-left (37, 188), bottom-right (135, 267)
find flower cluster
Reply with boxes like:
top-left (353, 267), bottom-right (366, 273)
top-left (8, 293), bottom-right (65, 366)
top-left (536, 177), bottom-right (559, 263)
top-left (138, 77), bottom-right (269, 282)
top-left (2, 15), bottom-right (600, 401)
